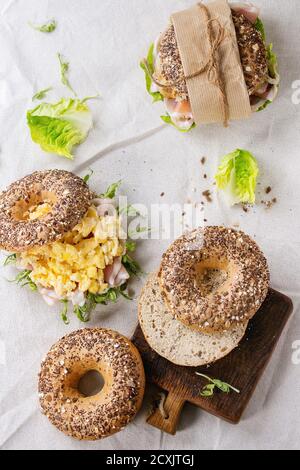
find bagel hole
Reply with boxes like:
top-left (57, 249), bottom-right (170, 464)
top-left (195, 264), bottom-right (229, 296)
top-left (77, 370), bottom-right (105, 397)
top-left (11, 191), bottom-right (57, 221)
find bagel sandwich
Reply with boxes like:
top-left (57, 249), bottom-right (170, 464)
top-left (141, 2), bottom-right (279, 130)
top-left (0, 170), bottom-right (140, 323)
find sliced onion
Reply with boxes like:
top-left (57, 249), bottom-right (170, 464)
top-left (68, 289), bottom-right (86, 307)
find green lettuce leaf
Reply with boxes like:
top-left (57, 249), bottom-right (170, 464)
top-left (267, 43), bottom-right (278, 79)
top-left (27, 98), bottom-right (93, 159)
top-left (161, 113), bottom-right (196, 132)
top-left (254, 17), bottom-right (266, 42)
top-left (140, 44), bottom-right (164, 103)
top-left (215, 149), bottom-right (259, 205)
top-left (254, 19), bottom-right (279, 78)
top-left (255, 44), bottom-right (279, 112)
top-left (257, 99), bottom-right (272, 112)
top-left (252, 17), bottom-right (280, 112)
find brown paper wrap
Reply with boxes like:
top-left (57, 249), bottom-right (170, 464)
top-left (171, 0), bottom-right (251, 125)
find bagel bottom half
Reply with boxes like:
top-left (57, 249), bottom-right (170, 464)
top-left (139, 274), bottom-right (248, 367)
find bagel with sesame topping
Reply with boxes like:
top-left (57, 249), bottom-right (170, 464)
top-left (139, 273), bottom-right (248, 367)
top-left (38, 328), bottom-right (145, 441)
top-left (0, 170), bottom-right (137, 323)
top-left (0, 169), bottom-right (92, 252)
top-left (158, 226), bottom-right (270, 333)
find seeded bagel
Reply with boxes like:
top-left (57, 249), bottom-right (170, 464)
top-left (139, 273), bottom-right (248, 367)
top-left (39, 328), bottom-right (145, 441)
top-left (154, 10), bottom-right (268, 100)
top-left (158, 227), bottom-right (270, 333)
top-left (0, 170), bottom-right (92, 252)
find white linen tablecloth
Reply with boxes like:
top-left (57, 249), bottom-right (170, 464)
top-left (0, 0), bottom-right (299, 450)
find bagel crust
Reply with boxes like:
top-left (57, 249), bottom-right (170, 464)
top-left (0, 170), bottom-right (93, 252)
top-left (158, 227), bottom-right (270, 333)
top-left (38, 328), bottom-right (145, 441)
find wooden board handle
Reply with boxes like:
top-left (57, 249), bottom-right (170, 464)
top-left (147, 390), bottom-right (186, 435)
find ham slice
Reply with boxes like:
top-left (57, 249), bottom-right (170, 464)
top-left (165, 98), bottom-right (195, 130)
top-left (230, 2), bottom-right (260, 24)
top-left (252, 83), bottom-right (279, 112)
top-left (104, 257), bottom-right (130, 287)
top-left (115, 265), bottom-right (130, 286)
top-left (254, 83), bottom-right (269, 99)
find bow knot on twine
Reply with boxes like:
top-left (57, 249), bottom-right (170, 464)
top-left (143, 2), bottom-right (231, 127)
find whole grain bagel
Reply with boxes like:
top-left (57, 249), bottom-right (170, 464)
top-left (139, 273), bottom-right (248, 367)
top-left (158, 226), bottom-right (269, 333)
top-left (0, 170), bottom-right (92, 252)
top-left (38, 328), bottom-right (145, 441)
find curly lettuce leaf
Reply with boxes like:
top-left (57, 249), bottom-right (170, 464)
top-left (215, 149), bottom-right (259, 205)
top-left (161, 113), bottom-right (196, 132)
top-left (254, 44), bottom-right (279, 112)
top-left (140, 43), bottom-right (164, 103)
top-left (252, 17), bottom-right (280, 112)
top-left (256, 99), bottom-right (272, 112)
top-left (27, 98), bottom-right (93, 159)
top-left (267, 43), bottom-right (278, 79)
top-left (254, 17), bottom-right (266, 42)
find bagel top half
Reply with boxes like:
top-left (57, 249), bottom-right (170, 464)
top-left (158, 226), bottom-right (270, 333)
top-left (154, 9), bottom-right (268, 102)
top-left (0, 170), bottom-right (93, 252)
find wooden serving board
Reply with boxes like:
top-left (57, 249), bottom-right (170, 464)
top-left (132, 289), bottom-right (293, 435)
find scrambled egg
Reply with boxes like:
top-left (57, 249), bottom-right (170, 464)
top-left (19, 206), bottom-right (124, 298)
top-left (28, 202), bottom-right (52, 220)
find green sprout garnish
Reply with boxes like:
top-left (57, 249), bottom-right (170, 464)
top-left (29, 19), bottom-right (57, 33)
top-left (57, 53), bottom-right (76, 95)
top-left (32, 87), bottom-right (52, 101)
top-left (11, 269), bottom-right (37, 292)
top-left (100, 180), bottom-right (122, 199)
top-left (196, 373), bottom-right (240, 397)
top-left (82, 169), bottom-right (94, 184)
top-left (3, 253), bottom-right (17, 266)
